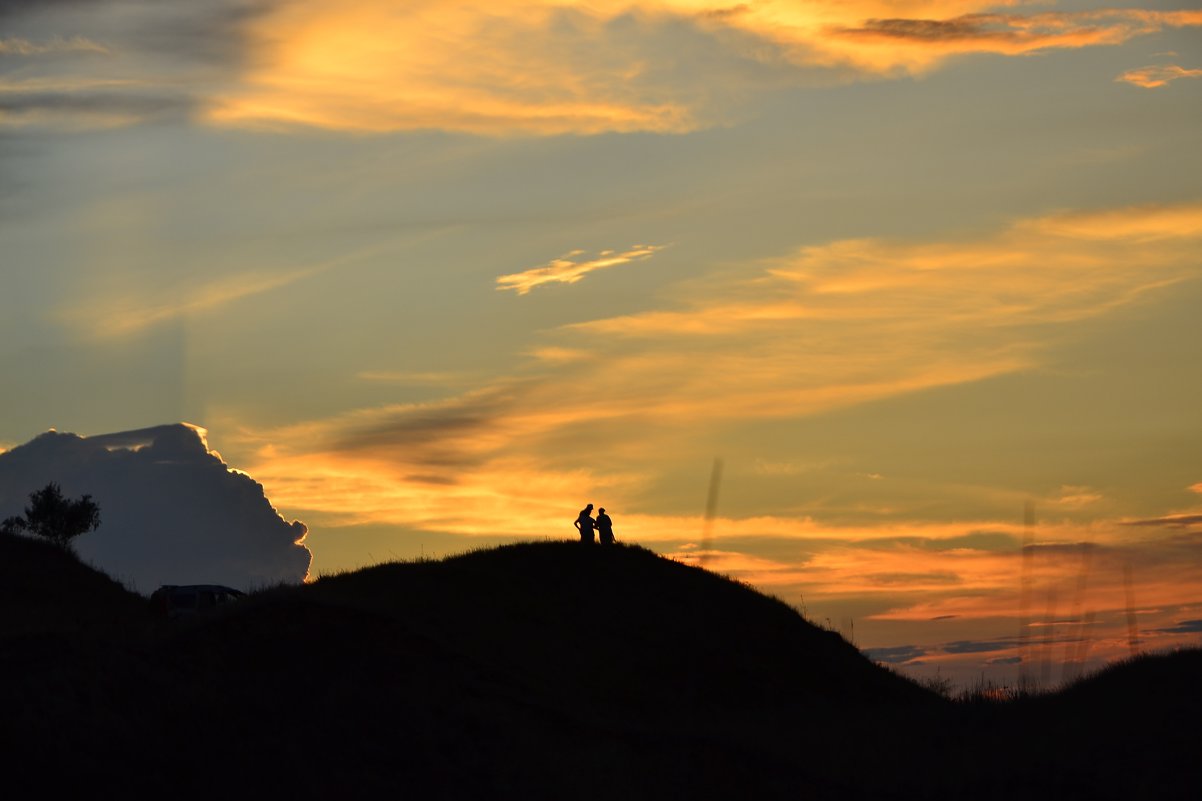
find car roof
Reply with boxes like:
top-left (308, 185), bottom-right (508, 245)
top-left (154, 584), bottom-right (245, 594)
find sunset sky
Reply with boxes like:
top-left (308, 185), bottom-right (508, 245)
top-left (3, 0), bottom-right (1201, 685)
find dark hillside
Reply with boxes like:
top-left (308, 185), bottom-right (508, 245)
top-left (0, 535), bottom-right (1197, 799)
top-left (296, 542), bottom-right (945, 794)
top-left (0, 538), bottom-right (945, 799)
top-left (147, 542), bottom-right (945, 799)
top-left (306, 541), bottom-right (934, 712)
top-left (0, 530), bottom-right (150, 635)
top-left (948, 649), bottom-right (1202, 800)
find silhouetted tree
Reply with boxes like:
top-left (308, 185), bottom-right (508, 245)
top-left (1, 482), bottom-right (101, 549)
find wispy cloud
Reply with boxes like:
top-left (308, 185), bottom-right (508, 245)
top-left (238, 200), bottom-right (1202, 536)
top-left (830, 10), bottom-right (1202, 73)
top-left (1053, 486), bottom-right (1104, 510)
top-left (0, 36), bottom-right (108, 56)
top-left (551, 202), bottom-right (1202, 430)
top-left (1122, 513), bottom-right (1202, 529)
top-left (60, 267), bottom-right (320, 339)
top-left (863, 644), bottom-right (929, 664)
top-left (1116, 64), bottom-right (1202, 88)
top-left (497, 245), bottom-right (664, 295)
top-left (526, 347), bottom-right (593, 364)
top-left (1016, 202), bottom-right (1202, 241)
top-left (56, 245), bottom-right (375, 340)
top-left (356, 371), bottom-right (466, 386)
top-left (0, 0), bottom-right (261, 131)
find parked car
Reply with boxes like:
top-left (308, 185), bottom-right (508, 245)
top-left (151, 584), bottom-right (245, 618)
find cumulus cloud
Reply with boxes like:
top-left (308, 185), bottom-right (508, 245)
top-left (496, 245), bottom-right (664, 295)
top-left (1117, 64), bottom-right (1202, 88)
top-left (0, 423), bottom-right (310, 592)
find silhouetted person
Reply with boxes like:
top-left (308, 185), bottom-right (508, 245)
top-left (596, 508), bottom-right (614, 546)
top-left (575, 504), bottom-right (596, 544)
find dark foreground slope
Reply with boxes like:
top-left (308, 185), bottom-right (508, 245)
top-left (0, 537), bottom-right (1198, 799)
top-left (0, 530), bottom-right (152, 635)
top-left (950, 648), bottom-right (1202, 801)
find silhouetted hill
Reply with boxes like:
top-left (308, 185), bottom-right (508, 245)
top-left (950, 648), bottom-right (1202, 800)
top-left (0, 530), bottom-right (150, 636)
top-left (0, 536), bottom-right (1198, 799)
top-left (156, 543), bottom-right (942, 799)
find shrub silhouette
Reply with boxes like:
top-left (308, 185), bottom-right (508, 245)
top-left (1, 482), bottom-right (100, 550)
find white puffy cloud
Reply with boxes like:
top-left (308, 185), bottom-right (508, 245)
top-left (0, 423), bottom-right (310, 593)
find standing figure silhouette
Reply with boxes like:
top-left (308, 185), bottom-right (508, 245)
top-left (596, 508), bottom-right (614, 546)
top-left (574, 504), bottom-right (596, 544)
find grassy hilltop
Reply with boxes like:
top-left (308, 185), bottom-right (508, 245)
top-left (0, 533), bottom-right (1198, 799)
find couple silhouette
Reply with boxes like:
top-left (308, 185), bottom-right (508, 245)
top-left (574, 503), bottom-right (615, 545)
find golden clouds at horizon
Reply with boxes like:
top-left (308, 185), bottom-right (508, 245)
top-left (202, 1), bottom-right (1202, 135)
top-left (234, 200), bottom-right (1202, 532)
top-left (667, 518), bottom-right (1202, 678)
top-left (216, 198), bottom-right (1202, 663)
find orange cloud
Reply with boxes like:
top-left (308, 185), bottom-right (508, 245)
top-left (206, 2), bottom-right (703, 135)
top-left (826, 10), bottom-right (1202, 74)
top-left (549, 201), bottom-right (1201, 432)
top-left (1117, 64), bottom-right (1202, 88)
top-left (228, 200), bottom-right (1202, 543)
top-left (201, 2), bottom-right (1202, 135)
top-left (229, 401), bottom-right (1202, 684)
top-left (213, 199), bottom-right (1202, 677)
top-left (1017, 201), bottom-right (1202, 241)
top-left (1051, 486), bottom-right (1104, 510)
top-left (497, 245), bottom-right (664, 295)
top-left (13, 2), bottom-right (1200, 135)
